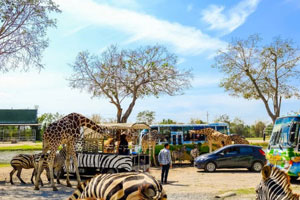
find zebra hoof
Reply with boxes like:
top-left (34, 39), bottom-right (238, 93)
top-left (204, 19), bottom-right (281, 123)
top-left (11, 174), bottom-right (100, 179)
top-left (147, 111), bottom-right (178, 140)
top-left (34, 186), bottom-right (40, 190)
top-left (52, 186), bottom-right (58, 191)
top-left (67, 183), bottom-right (72, 187)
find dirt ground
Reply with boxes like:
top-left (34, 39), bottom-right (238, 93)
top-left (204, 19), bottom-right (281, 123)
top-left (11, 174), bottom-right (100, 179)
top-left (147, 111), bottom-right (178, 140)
top-left (3, 165), bottom-right (300, 200)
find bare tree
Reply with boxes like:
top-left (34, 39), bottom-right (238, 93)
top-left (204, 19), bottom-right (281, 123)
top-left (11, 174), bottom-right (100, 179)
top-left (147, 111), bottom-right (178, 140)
top-left (0, 0), bottom-right (60, 72)
top-left (213, 35), bottom-right (300, 124)
top-left (69, 45), bottom-right (192, 123)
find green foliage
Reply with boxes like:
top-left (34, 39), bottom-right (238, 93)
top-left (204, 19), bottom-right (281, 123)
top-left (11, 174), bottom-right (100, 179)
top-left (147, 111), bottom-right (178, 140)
top-left (38, 112), bottom-right (63, 136)
top-left (159, 119), bottom-right (177, 124)
top-left (190, 118), bottom-right (206, 124)
top-left (136, 110), bottom-right (155, 125)
top-left (154, 144), bottom-right (204, 155)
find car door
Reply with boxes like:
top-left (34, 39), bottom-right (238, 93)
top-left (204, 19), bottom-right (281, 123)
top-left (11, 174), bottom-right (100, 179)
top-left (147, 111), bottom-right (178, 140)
top-left (238, 147), bottom-right (254, 167)
top-left (215, 147), bottom-right (240, 168)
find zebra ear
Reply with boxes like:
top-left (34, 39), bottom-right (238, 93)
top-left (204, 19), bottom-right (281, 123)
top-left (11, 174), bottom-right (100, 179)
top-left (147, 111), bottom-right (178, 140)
top-left (262, 165), bottom-right (271, 180)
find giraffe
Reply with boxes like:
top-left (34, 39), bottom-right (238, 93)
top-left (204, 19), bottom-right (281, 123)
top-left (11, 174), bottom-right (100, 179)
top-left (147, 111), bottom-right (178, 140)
top-left (189, 128), bottom-right (232, 153)
top-left (34, 113), bottom-right (106, 191)
top-left (141, 130), bottom-right (164, 166)
top-left (229, 134), bottom-right (250, 144)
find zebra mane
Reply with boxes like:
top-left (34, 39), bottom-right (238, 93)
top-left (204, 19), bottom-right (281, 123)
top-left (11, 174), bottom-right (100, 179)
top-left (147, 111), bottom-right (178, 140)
top-left (266, 165), bottom-right (299, 198)
top-left (68, 179), bottom-right (91, 200)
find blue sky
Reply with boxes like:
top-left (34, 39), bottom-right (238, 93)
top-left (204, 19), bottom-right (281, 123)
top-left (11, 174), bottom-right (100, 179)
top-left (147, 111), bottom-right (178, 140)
top-left (1, 0), bottom-right (300, 124)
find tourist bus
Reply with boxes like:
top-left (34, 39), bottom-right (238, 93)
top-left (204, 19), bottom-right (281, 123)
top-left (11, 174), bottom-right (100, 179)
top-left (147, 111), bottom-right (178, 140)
top-left (267, 115), bottom-right (300, 179)
top-left (142, 123), bottom-right (230, 145)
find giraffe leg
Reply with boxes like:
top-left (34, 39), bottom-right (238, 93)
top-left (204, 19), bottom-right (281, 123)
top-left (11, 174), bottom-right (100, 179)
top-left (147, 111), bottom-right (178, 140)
top-left (65, 144), bottom-right (72, 187)
top-left (10, 168), bottom-right (17, 185)
top-left (209, 142), bottom-right (212, 153)
top-left (152, 145), bottom-right (157, 167)
top-left (69, 144), bottom-right (81, 187)
top-left (16, 168), bottom-right (26, 184)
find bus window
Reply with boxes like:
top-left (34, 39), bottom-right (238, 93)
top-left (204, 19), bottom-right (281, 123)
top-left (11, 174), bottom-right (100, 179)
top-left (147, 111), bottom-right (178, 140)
top-left (160, 127), bottom-right (171, 143)
top-left (289, 123), bottom-right (300, 147)
top-left (171, 127), bottom-right (183, 132)
top-left (183, 127), bottom-right (191, 141)
top-left (216, 126), bottom-right (226, 134)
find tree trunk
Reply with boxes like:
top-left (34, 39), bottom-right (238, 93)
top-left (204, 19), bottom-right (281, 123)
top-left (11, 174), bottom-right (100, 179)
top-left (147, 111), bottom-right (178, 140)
top-left (121, 96), bottom-right (137, 123)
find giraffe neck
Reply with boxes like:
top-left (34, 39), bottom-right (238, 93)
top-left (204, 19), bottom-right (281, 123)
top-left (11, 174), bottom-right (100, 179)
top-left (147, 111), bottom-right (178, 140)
top-left (76, 113), bottom-right (106, 133)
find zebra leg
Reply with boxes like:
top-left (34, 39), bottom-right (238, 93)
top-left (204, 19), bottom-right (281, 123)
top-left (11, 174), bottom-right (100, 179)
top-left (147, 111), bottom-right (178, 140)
top-left (31, 168), bottom-right (35, 184)
top-left (10, 168), bottom-right (16, 185)
top-left (65, 144), bottom-right (72, 187)
top-left (69, 144), bottom-right (81, 187)
top-left (34, 148), bottom-right (48, 190)
top-left (16, 168), bottom-right (26, 184)
top-left (56, 167), bottom-right (61, 184)
top-left (49, 152), bottom-right (58, 191)
top-left (45, 167), bottom-right (50, 182)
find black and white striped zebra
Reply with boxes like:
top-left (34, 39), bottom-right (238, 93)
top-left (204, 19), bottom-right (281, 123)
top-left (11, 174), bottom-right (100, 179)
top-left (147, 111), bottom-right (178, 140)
top-left (10, 153), bottom-right (49, 185)
top-left (68, 172), bottom-right (167, 200)
top-left (68, 153), bottom-right (133, 173)
top-left (33, 146), bottom-right (68, 185)
top-left (256, 165), bottom-right (299, 200)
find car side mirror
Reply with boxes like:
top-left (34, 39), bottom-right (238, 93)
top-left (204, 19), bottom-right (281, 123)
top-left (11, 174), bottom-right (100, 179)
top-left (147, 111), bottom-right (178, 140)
top-left (219, 152), bottom-right (224, 156)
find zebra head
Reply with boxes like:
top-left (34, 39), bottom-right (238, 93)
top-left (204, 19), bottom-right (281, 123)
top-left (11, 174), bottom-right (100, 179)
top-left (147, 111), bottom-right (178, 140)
top-left (256, 165), bottom-right (298, 200)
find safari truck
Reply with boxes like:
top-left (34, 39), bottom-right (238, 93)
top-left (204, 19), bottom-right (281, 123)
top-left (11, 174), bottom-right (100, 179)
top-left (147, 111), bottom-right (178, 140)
top-left (64, 123), bottom-right (150, 175)
top-left (267, 115), bottom-right (300, 180)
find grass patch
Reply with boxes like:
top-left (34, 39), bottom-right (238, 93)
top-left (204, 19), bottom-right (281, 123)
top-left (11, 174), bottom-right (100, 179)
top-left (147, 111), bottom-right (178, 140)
top-left (234, 188), bottom-right (256, 195)
top-left (0, 144), bottom-right (43, 151)
top-left (247, 137), bottom-right (270, 141)
top-left (250, 142), bottom-right (268, 148)
top-left (219, 188), bottom-right (255, 195)
top-left (0, 163), bottom-right (10, 168)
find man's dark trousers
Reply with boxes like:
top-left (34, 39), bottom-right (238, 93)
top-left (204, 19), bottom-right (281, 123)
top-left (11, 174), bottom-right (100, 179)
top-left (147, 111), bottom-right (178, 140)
top-left (161, 164), bottom-right (170, 183)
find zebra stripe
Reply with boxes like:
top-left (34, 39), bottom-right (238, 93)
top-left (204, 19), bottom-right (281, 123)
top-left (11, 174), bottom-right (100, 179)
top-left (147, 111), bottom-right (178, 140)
top-left (10, 153), bottom-right (49, 185)
top-left (256, 165), bottom-right (299, 200)
top-left (66, 153), bottom-right (133, 173)
top-left (68, 172), bottom-right (167, 200)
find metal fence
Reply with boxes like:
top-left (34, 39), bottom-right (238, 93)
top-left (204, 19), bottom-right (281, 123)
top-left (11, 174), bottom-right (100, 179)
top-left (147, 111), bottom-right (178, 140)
top-left (0, 128), bottom-right (36, 141)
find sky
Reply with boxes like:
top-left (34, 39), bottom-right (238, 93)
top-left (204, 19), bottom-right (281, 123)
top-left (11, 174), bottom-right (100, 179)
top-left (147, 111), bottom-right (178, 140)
top-left (1, 0), bottom-right (300, 125)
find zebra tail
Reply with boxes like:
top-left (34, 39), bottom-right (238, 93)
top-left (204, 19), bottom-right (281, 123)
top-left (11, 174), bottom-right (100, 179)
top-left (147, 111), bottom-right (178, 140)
top-left (68, 179), bottom-right (90, 200)
top-left (139, 183), bottom-right (157, 200)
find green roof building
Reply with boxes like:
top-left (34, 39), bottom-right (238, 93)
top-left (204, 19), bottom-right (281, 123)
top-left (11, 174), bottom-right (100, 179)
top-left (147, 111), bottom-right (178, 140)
top-left (0, 109), bottom-right (40, 141)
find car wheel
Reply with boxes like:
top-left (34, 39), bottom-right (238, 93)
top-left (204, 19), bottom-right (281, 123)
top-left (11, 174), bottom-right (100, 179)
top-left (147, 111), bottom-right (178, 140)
top-left (205, 162), bottom-right (216, 172)
top-left (251, 161), bottom-right (263, 172)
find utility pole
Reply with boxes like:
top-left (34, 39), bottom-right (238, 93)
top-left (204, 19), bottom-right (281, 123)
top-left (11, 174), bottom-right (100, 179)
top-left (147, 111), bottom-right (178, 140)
top-left (206, 111), bottom-right (209, 124)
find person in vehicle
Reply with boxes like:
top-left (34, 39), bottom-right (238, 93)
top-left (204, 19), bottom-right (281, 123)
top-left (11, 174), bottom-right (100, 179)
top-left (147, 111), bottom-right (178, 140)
top-left (118, 132), bottom-right (129, 155)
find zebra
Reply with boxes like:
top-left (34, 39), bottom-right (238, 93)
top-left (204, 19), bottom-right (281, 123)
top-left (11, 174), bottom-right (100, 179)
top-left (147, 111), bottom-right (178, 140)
top-left (171, 146), bottom-right (186, 164)
top-left (33, 146), bottom-right (68, 185)
top-left (190, 146), bottom-right (200, 165)
top-left (68, 172), bottom-right (167, 200)
top-left (67, 153), bottom-right (133, 173)
top-left (256, 165), bottom-right (299, 200)
top-left (10, 153), bottom-right (49, 185)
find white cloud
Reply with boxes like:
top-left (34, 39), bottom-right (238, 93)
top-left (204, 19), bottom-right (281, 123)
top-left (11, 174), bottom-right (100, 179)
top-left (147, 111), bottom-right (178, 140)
top-left (54, 0), bottom-right (225, 55)
top-left (187, 4), bottom-right (193, 12)
top-left (201, 0), bottom-right (260, 35)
